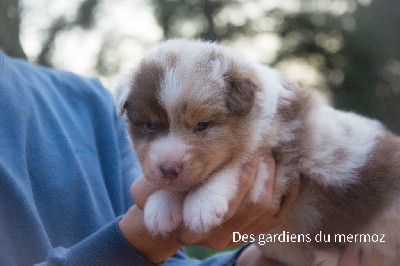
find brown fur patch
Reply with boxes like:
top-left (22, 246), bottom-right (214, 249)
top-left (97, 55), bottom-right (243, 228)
top-left (224, 63), bottom-right (260, 117)
top-left (125, 60), bottom-right (165, 123)
top-left (272, 83), bottom-right (316, 173)
top-left (313, 132), bottom-right (400, 248)
top-left (276, 131), bottom-right (400, 253)
top-left (124, 59), bottom-right (169, 148)
top-left (277, 82), bottom-right (316, 124)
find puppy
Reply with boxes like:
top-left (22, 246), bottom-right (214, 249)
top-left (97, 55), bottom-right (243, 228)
top-left (116, 39), bottom-right (400, 265)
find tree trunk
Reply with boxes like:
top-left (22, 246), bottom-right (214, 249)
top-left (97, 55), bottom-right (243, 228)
top-left (0, 0), bottom-right (26, 59)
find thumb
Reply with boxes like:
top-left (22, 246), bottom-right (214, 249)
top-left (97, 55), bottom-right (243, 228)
top-left (131, 176), bottom-right (160, 209)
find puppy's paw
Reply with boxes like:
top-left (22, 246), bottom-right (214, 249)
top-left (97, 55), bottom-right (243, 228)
top-left (144, 190), bottom-right (184, 235)
top-left (183, 192), bottom-right (229, 233)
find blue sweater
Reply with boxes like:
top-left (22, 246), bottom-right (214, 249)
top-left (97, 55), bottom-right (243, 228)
top-left (0, 52), bottom-right (242, 265)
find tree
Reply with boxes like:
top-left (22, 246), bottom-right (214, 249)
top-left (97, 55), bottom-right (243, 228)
top-left (0, 0), bottom-right (100, 67)
top-left (150, 0), bottom-right (259, 42)
top-left (0, 0), bottom-right (26, 59)
top-left (271, 0), bottom-right (400, 133)
top-left (36, 0), bottom-right (101, 66)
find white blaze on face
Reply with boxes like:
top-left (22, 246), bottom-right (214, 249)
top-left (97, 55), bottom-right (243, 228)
top-left (159, 68), bottom-right (183, 113)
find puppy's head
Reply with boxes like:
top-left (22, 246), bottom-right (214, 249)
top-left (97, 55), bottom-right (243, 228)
top-left (120, 39), bottom-right (262, 191)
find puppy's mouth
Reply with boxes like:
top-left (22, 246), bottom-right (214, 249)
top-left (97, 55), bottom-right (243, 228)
top-left (145, 166), bottom-right (212, 192)
top-left (158, 179), bottom-right (200, 192)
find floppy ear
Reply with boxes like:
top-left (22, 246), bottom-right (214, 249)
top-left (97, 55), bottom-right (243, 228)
top-left (113, 74), bottom-right (132, 116)
top-left (224, 72), bottom-right (258, 116)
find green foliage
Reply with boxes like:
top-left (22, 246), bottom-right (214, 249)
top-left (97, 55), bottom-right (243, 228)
top-left (150, 0), bottom-right (256, 41)
top-left (271, 1), bottom-right (400, 132)
top-left (185, 244), bottom-right (237, 260)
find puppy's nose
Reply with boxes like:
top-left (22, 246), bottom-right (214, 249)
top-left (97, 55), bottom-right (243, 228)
top-left (159, 163), bottom-right (182, 180)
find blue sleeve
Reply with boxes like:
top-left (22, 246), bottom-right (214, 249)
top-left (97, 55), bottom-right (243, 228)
top-left (164, 245), bottom-right (248, 266)
top-left (0, 52), bottom-right (153, 265)
top-left (40, 220), bottom-right (157, 266)
top-left (38, 114), bottom-right (154, 265)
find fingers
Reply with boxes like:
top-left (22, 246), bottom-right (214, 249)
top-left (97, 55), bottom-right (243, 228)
top-left (339, 244), bottom-right (384, 266)
top-left (360, 247), bottom-right (385, 266)
top-left (263, 152), bottom-right (277, 208)
top-left (131, 176), bottom-right (160, 209)
top-left (338, 244), bottom-right (361, 265)
top-left (189, 153), bottom-right (281, 249)
top-left (339, 243), bottom-right (400, 266)
top-left (199, 153), bottom-right (301, 250)
top-left (224, 153), bottom-right (277, 226)
top-left (237, 181), bottom-right (299, 241)
top-left (174, 156), bottom-right (261, 248)
top-left (132, 151), bottom-right (287, 252)
top-left (223, 155), bottom-right (259, 220)
top-left (119, 205), bottom-right (182, 263)
top-left (131, 155), bottom-right (260, 248)
top-left (176, 160), bottom-right (258, 248)
top-left (236, 244), bottom-right (285, 266)
top-left (227, 152), bottom-right (295, 237)
top-left (276, 180), bottom-right (300, 217)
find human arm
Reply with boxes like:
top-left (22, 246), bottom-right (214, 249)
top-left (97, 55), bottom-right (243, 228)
top-left (0, 52), bottom-right (167, 265)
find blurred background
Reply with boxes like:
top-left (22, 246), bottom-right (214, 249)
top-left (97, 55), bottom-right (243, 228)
top-left (1, 0), bottom-right (399, 258)
top-left (2, 0), bottom-right (400, 133)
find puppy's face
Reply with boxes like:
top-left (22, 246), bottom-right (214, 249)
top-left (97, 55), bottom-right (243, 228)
top-left (123, 40), bottom-right (260, 192)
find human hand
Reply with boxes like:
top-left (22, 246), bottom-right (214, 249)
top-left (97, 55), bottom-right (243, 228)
top-left (339, 242), bottom-right (400, 266)
top-left (236, 244), bottom-right (284, 266)
top-left (119, 205), bottom-right (182, 263)
top-left (121, 152), bottom-right (299, 262)
top-left (185, 153), bottom-right (299, 249)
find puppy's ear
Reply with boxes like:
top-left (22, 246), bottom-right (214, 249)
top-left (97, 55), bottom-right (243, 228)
top-left (224, 72), bottom-right (258, 116)
top-left (113, 74), bottom-right (132, 116)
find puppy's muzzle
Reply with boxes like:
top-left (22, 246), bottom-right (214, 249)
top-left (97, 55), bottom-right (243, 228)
top-left (159, 162), bottom-right (183, 180)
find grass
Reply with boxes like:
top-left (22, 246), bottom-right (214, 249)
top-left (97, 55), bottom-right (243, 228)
top-left (184, 244), bottom-right (238, 260)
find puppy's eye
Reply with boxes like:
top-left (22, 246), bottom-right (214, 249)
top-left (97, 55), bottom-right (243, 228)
top-left (195, 121), bottom-right (210, 132)
top-left (144, 122), bottom-right (157, 133)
